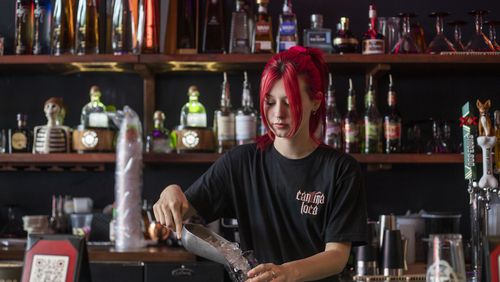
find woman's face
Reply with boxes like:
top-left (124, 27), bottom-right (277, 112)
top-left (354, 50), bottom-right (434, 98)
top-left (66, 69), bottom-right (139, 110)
top-left (264, 77), bottom-right (319, 139)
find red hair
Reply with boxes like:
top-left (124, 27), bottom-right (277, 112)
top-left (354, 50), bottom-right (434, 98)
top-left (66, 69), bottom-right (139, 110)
top-left (257, 46), bottom-right (328, 149)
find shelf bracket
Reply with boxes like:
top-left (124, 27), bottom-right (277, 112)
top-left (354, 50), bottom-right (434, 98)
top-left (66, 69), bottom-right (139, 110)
top-left (365, 63), bottom-right (391, 87)
top-left (134, 64), bottom-right (156, 136)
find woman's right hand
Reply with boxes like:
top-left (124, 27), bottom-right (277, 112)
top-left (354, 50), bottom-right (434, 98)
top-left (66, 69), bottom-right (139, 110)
top-left (153, 184), bottom-right (192, 239)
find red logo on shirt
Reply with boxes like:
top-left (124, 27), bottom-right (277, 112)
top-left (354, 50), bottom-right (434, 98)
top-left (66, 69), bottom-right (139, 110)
top-left (296, 190), bottom-right (325, 215)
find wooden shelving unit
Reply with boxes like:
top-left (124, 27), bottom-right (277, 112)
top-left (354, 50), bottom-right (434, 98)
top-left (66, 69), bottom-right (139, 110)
top-left (0, 54), bottom-right (492, 168)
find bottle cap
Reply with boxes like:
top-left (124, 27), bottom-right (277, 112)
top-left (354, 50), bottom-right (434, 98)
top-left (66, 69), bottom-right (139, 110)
top-left (153, 111), bottom-right (165, 121)
top-left (16, 113), bottom-right (27, 121)
top-left (311, 14), bottom-right (324, 25)
top-left (340, 17), bottom-right (350, 30)
top-left (188, 85), bottom-right (199, 97)
top-left (89, 85), bottom-right (102, 98)
top-left (256, 0), bottom-right (268, 4)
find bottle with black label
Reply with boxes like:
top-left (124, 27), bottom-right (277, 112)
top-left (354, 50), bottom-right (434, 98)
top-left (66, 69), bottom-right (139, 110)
top-left (333, 17), bottom-right (359, 54)
top-left (9, 113), bottom-right (32, 153)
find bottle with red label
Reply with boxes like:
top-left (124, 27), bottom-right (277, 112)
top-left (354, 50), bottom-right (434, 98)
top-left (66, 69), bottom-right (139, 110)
top-left (384, 74), bottom-right (402, 153)
top-left (362, 4), bottom-right (385, 54)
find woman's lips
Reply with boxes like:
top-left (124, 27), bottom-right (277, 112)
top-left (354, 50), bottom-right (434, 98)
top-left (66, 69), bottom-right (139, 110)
top-left (273, 123), bottom-right (288, 129)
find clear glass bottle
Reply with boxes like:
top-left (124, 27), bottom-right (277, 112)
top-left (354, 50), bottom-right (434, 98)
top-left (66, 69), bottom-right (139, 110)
top-left (324, 73), bottom-right (342, 149)
top-left (236, 72), bottom-right (258, 145)
top-left (426, 120), bottom-right (448, 154)
top-left (112, 0), bottom-right (136, 55)
top-left (333, 17), bottom-right (359, 54)
top-left (51, 0), bottom-right (75, 55)
top-left (138, 0), bottom-right (159, 54)
top-left (214, 72), bottom-right (236, 153)
top-left (75, 0), bottom-right (99, 55)
top-left (202, 0), bottom-right (225, 53)
top-left (15, 0), bottom-right (33, 55)
top-left (363, 76), bottom-right (383, 154)
top-left (276, 0), bottom-right (298, 52)
top-left (33, 0), bottom-right (52, 55)
top-left (9, 113), bottom-right (32, 153)
top-left (81, 86), bottom-right (109, 128)
top-left (180, 86), bottom-right (207, 128)
top-left (146, 111), bottom-right (172, 153)
top-left (252, 0), bottom-right (273, 54)
top-left (362, 5), bottom-right (385, 54)
top-left (303, 14), bottom-right (332, 53)
top-left (383, 75), bottom-right (402, 153)
top-left (344, 79), bottom-right (360, 154)
top-left (230, 0), bottom-right (251, 54)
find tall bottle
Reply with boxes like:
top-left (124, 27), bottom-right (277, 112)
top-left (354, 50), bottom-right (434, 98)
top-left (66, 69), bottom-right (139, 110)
top-left (202, 0), bottom-right (225, 53)
top-left (146, 111), bottom-right (172, 153)
top-left (324, 73), bottom-right (342, 149)
top-left (33, 0), bottom-right (52, 55)
top-left (138, 0), bottom-right (159, 53)
top-left (15, 0), bottom-right (34, 55)
top-left (81, 86), bottom-right (109, 128)
top-left (112, 0), bottom-right (136, 55)
top-left (384, 75), bottom-right (402, 153)
top-left (303, 14), bottom-right (332, 53)
top-left (363, 76), bottom-right (383, 153)
top-left (214, 72), bottom-right (236, 153)
top-left (276, 0), bottom-right (298, 52)
top-left (333, 17), bottom-right (359, 54)
top-left (252, 0), bottom-right (273, 53)
top-left (52, 0), bottom-right (75, 55)
top-left (9, 113), bottom-right (32, 153)
top-left (177, 0), bottom-right (197, 51)
top-left (75, 0), bottom-right (99, 55)
top-left (236, 72), bottom-right (258, 145)
top-left (180, 86), bottom-right (207, 128)
top-left (229, 0), bottom-right (251, 54)
top-left (344, 79), bottom-right (360, 153)
top-left (362, 5), bottom-right (385, 54)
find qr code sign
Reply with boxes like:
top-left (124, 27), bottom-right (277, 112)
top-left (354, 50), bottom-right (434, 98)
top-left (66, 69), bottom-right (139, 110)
top-left (29, 255), bottom-right (69, 282)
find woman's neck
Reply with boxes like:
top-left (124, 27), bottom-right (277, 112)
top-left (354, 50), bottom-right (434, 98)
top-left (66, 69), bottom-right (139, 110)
top-left (273, 133), bottom-right (318, 159)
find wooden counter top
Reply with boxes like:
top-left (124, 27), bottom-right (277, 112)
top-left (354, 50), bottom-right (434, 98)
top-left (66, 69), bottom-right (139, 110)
top-left (0, 244), bottom-right (196, 263)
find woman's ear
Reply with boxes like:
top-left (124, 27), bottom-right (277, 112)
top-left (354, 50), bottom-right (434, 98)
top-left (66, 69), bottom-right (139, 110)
top-left (312, 91), bottom-right (323, 112)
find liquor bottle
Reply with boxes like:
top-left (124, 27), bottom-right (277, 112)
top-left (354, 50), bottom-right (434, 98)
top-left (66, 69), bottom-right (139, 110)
top-left (344, 79), bottom-right (360, 153)
top-left (324, 73), bottom-right (342, 149)
top-left (112, 0), bottom-right (136, 55)
top-left (214, 72), bottom-right (236, 153)
top-left (229, 0), bottom-right (251, 54)
top-left (333, 17), bottom-right (359, 54)
top-left (81, 86), bottom-right (109, 128)
top-left (176, 0), bottom-right (197, 51)
top-left (252, 0), bottom-right (273, 53)
top-left (9, 113), bottom-right (32, 153)
top-left (276, 0), bottom-right (298, 52)
top-left (303, 14), bottom-right (332, 53)
top-left (139, 0), bottom-right (159, 54)
top-left (383, 75), bottom-right (402, 153)
top-left (363, 76), bottom-right (383, 154)
top-left (33, 0), bottom-right (52, 55)
top-left (75, 0), bottom-right (99, 55)
top-left (180, 86), bottom-right (207, 127)
top-left (202, 0), bottom-right (225, 53)
top-left (14, 0), bottom-right (33, 55)
top-left (146, 111), bottom-right (173, 153)
top-left (52, 0), bottom-right (75, 55)
top-left (235, 72), bottom-right (258, 145)
top-left (362, 5), bottom-right (385, 54)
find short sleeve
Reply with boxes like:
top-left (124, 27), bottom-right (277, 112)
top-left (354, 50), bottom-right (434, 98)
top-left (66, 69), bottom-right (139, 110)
top-left (324, 157), bottom-right (368, 246)
top-left (184, 153), bottom-right (234, 222)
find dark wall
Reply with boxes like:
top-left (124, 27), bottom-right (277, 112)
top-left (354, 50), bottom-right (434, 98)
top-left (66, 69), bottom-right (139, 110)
top-left (2, 0), bottom-right (500, 238)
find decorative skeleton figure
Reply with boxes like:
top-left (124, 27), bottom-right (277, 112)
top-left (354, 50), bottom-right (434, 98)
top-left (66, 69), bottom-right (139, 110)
top-left (33, 97), bottom-right (71, 153)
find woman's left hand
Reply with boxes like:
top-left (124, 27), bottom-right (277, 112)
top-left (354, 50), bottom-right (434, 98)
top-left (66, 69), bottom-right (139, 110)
top-left (246, 263), bottom-right (295, 282)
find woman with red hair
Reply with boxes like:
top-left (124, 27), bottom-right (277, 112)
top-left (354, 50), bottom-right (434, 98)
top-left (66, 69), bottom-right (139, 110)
top-left (154, 47), bottom-right (367, 282)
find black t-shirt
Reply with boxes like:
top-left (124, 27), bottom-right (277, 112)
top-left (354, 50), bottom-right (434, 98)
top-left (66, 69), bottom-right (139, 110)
top-left (186, 143), bottom-right (367, 281)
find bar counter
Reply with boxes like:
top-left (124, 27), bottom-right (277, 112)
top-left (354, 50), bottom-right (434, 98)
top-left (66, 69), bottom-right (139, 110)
top-left (0, 244), bottom-right (196, 262)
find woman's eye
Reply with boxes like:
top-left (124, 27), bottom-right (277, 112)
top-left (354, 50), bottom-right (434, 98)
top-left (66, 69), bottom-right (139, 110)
top-left (265, 100), bottom-right (275, 106)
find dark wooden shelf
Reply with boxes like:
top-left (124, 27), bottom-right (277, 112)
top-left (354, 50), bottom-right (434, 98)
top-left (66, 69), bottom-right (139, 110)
top-left (1, 54), bottom-right (500, 73)
top-left (0, 153), bottom-right (473, 166)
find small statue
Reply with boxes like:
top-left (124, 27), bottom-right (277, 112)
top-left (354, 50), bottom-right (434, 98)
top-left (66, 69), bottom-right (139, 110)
top-left (33, 97), bottom-right (71, 153)
top-left (477, 99), bottom-right (493, 136)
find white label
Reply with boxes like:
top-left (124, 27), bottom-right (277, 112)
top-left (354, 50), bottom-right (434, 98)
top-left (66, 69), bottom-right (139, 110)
top-left (279, 41), bottom-right (297, 51)
top-left (235, 115), bottom-right (257, 141)
top-left (187, 113), bottom-right (207, 127)
top-left (217, 116), bottom-right (235, 140)
top-left (88, 112), bottom-right (108, 128)
top-left (255, 41), bottom-right (272, 50)
top-left (362, 39), bottom-right (385, 54)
